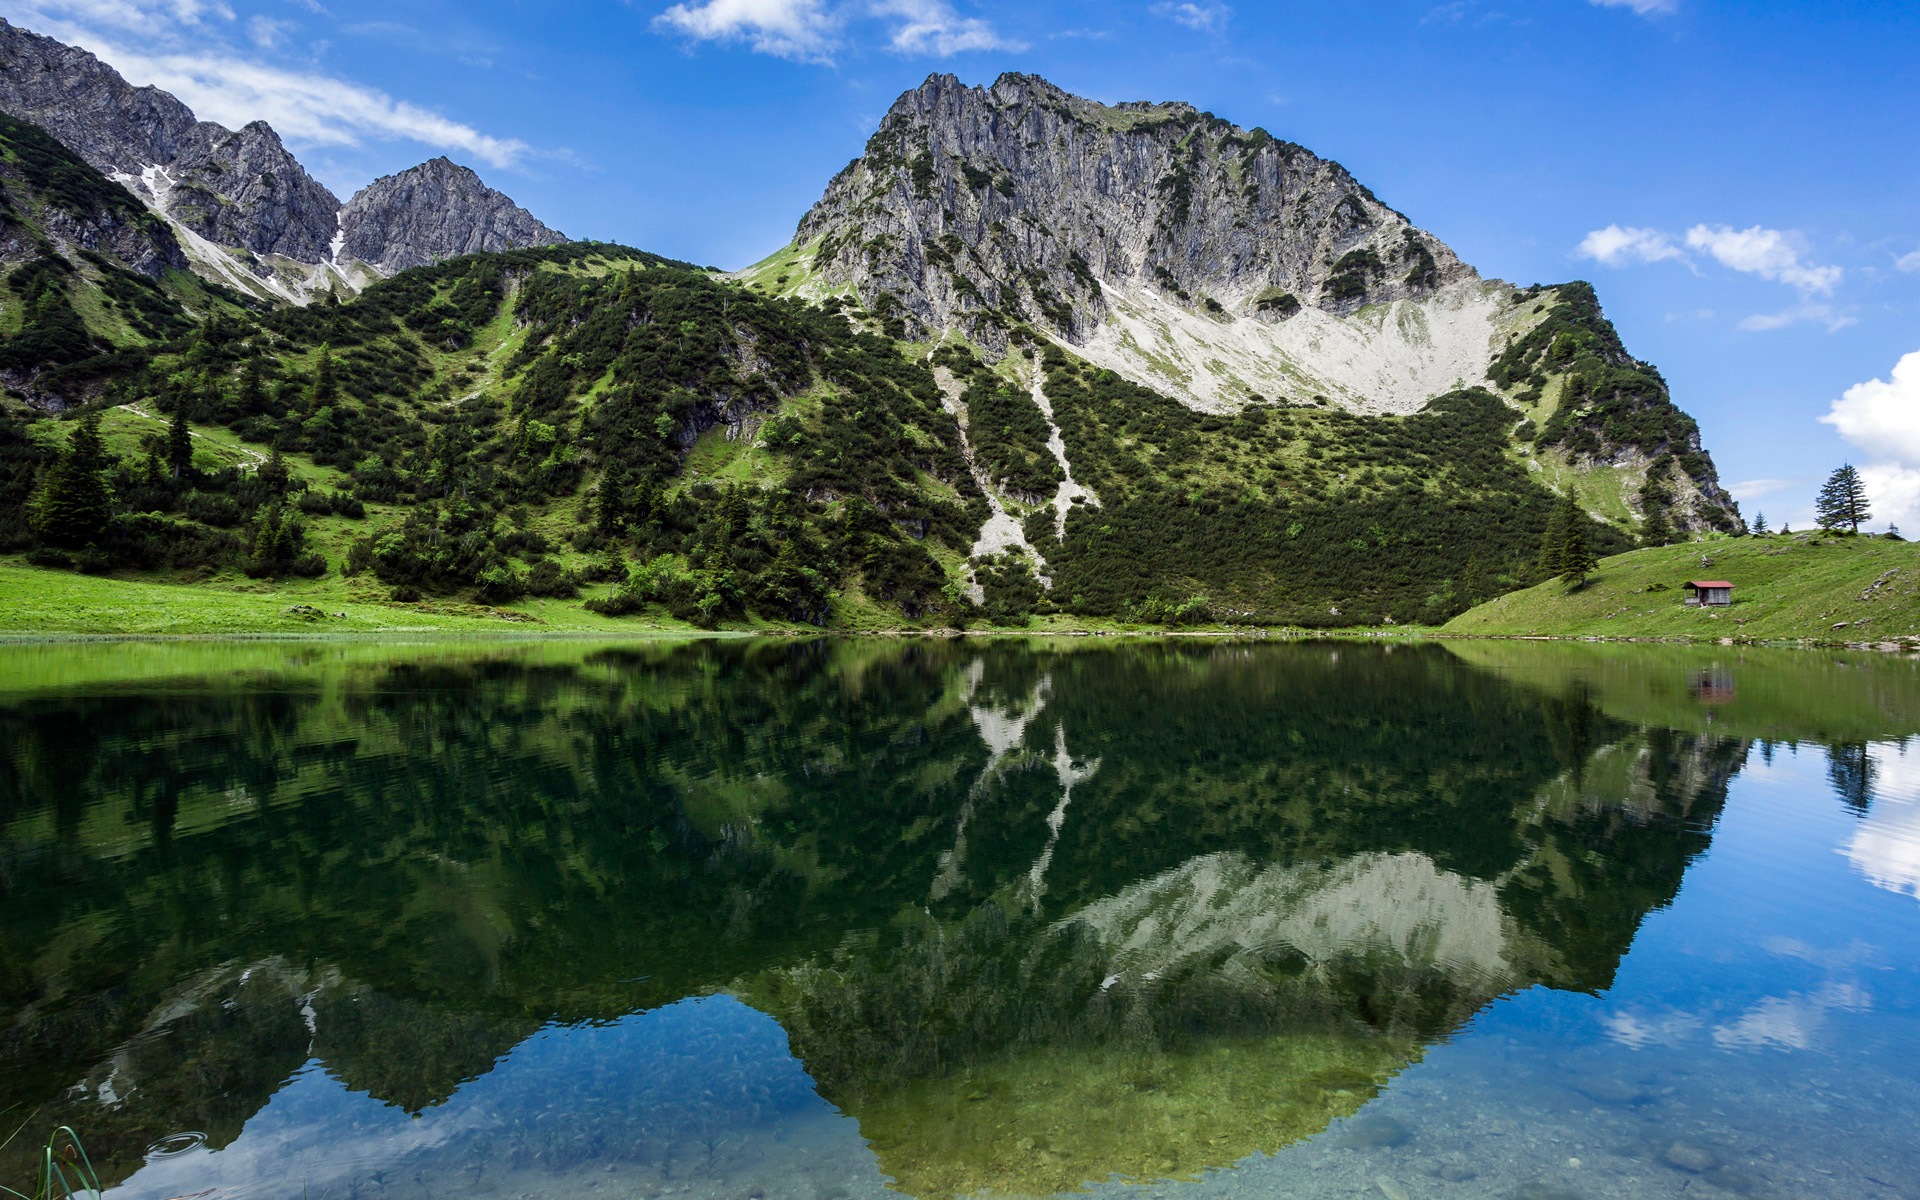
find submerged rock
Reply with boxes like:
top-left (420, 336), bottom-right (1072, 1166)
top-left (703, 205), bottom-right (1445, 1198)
top-left (1337, 1113), bottom-right (1412, 1149)
top-left (1662, 1140), bottom-right (1720, 1173)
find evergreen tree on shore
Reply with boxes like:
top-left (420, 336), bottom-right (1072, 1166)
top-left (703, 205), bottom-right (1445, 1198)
top-left (1815, 465), bottom-right (1871, 534)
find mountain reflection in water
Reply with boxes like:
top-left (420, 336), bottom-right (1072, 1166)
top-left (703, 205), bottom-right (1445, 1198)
top-left (0, 638), bottom-right (1911, 1199)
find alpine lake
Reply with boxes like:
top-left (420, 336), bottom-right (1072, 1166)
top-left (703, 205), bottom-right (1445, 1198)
top-left (3, 637), bottom-right (1918, 1200)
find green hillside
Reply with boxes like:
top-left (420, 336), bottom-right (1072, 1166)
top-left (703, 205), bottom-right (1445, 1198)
top-left (0, 236), bottom-right (1655, 633)
top-left (1444, 532), bottom-right (1920, 644)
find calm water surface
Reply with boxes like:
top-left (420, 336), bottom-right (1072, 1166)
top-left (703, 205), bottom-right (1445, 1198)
top-left (2, 638), bottom-right (1918, 1200)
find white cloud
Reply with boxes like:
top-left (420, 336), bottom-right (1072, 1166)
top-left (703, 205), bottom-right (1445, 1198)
top-left (1579, 220), bottom-right (1849, 330)
top-left (1578, 224), bottom-right (1686, 267)
top-left (1153, 2), bottom-right (1232, 31)
top-left (872, 0), bottom-right (1023, 54)
top-left (1896, 249), bottom-right (1920, 272)
top-left (1685, 223), bottom-right (1841, 294)
top-left (1823, 350), bottom-right (1920, 467)
top-left (78, 38), bottom-right (529, 165)
top-left (1841, 741), bottom-right (1920, 898)
top-left (651, 0), bottom-right (1017, 60)
top-left (1726, 477), bottom-right (1797, 503)
top-left (1737, 302), bottom-right (1855, 333)
top-left (14, 4), bottom-right (532, 168)
top-left (1820, 352), bottom-right (1920, 531)
top-left (13, 0), bottom-right (232, 34)
top-left (653, 0), bottom-right (839, 61)
top-left (246, 14), bottom-right (294, 47)
top-left (1587, 0), bottom-right (1677, 14)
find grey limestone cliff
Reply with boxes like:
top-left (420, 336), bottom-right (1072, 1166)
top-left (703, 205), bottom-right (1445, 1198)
top-left (0, 19), bottom-right (566, 295)
top-left (340, 157), bottom-right (565, 272)
top-left (0, 19), bottom-right (340, 263)
top-left (795, 72), bottom-right (1473, 350)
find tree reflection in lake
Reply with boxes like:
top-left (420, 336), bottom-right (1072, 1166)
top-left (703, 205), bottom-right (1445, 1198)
top-left (0, 638), bottom-right (1903, 1198)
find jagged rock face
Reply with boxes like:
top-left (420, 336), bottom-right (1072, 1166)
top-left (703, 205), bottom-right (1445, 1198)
top-left (0, 19), bottom-right (567, 297)
top-left (796, 72), bottom-right (1473, 352)
top-left (0, 112), bottom-right (188, 275)
top-left (340, 157), bottom-right (565, 272)
top-left (0, 19), bottom-right (341, 263)
top-left (154, 120), bottom-right (342, 261)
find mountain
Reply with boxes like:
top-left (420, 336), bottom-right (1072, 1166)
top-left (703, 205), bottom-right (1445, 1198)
top-left (0, 72), bottom-right (1749, 632)
top-left (0, 19), bottom-right (564, 303)
top-left (747, 73), bottom-right (1740, 537)
top-left (340, 158), bottom-right (565, 273)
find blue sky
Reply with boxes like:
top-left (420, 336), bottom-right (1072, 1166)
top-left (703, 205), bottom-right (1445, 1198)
top-left (8, 0), bottom-right (1920, 530)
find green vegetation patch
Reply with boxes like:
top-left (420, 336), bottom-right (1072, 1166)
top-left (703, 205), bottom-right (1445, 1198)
top-left (1445, 533), bottom-right (1920, 643)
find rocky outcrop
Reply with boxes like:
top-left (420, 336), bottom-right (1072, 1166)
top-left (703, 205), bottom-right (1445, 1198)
top-left (340, 157), bottom-right (565, 272)
top-left (0, 110), bottom-right (188, 276)
top-left (0, 19), bottom-right (340, 263)
top-left (0, 19), bottom-right (566, 297)
top-left (795, 73), bottom-right (1473, 351)
top-left (149, 120), bottom-right (342, 262)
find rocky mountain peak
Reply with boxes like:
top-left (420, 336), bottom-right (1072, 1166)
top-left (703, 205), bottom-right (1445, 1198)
top-left (0, 19), bottom-right (567, 301)
top-left (794, 71), bottom-right (1474, 374)
top-left (0, 18), bottom-right (341, 265)
top-left (338, 158), bottom-right (565, 273)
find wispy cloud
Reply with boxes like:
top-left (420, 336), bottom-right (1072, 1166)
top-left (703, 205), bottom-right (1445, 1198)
top-left (1577, 220), bottom-right (1847, 330)
top-left (14, 1), bottom-right (532, 166)
top-left (873, 0), bottom-right (1023, 55)
top-left (1578, 224), bottom-right (1687, 267)
top-left (1152, 2), bottom-right (1231, 32)
top-left (1587, 0), bottom-right (1677, 16)
top-left (1685, 224), bottom-right (1841, 295)
top-left (651, 0), bottom-right (1017, 62)
top-left (1896, 248), bottom-right (1920, 272)
top-left (653, 0), bottom-right (839, 62)
top-left (1737, 303), bottom-right (1854, 333)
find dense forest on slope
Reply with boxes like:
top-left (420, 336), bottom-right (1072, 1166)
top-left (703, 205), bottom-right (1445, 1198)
top-left (0, 232), bottom-right (1650, 629)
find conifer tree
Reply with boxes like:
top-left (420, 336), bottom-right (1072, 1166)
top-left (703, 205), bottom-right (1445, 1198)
top-left (31, 413), bottom-right (114, 548)
top-left (1815, 464), bottom-right (1871, 533)
top-left (1752, 511), bottom-right (1769, 535)
top-left (1538, 493), bottom-right (1571, 579)
top-left (167, 404), bottom-right (193, 482)
top-left (1560, 493), bottom-right (1598, 588)
top-left (239, 355), bottom-right (265, 414)
top-left (1641, 500), bottom-right (1674, 548)
top-left (259, 446), bottom-right (291, 497)
top-left (312, 344), bottom-right (338, 407)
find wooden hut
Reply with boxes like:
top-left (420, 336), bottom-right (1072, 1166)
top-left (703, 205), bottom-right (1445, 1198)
top-left (1684, 580), bottom-right (1733, 607)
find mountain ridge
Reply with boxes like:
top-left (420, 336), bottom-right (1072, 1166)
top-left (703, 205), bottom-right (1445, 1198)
top-left (0, 18), bottom-right (565, 302)
top-left (0, 67), bottom-right (1749, 632)
top-left (746, 70), bottom-right (1740, 537)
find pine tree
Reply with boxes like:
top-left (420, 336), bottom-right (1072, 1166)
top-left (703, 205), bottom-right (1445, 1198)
top-left (239, 355), bottom-right (265, 415)
top-left (312, 344), bottom-right (338, 408)
top-left (1537, 492), bottom-right (1571, 579)
top-left (31, 413), bottom-right (115, 548)
top-left (259, 446), bottom-right (291, 497)
top-left (167, 404), bottom-right (193, 482)
top-left (1641, 501), bottom-right (1674, 548)
top-left (1815, 464), bottom-right (1871, 533)
top-left (1752, 511), bottom-right (1769, 535)
top-left (1559, 486), bottom-right (1597, 587)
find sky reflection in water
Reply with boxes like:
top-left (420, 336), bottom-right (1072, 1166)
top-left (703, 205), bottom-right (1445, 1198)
top-left (1, 639), bottom-right (1916, 1200)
